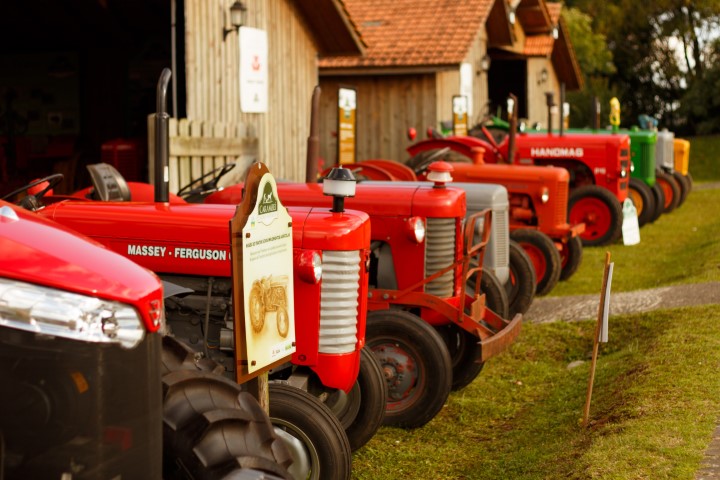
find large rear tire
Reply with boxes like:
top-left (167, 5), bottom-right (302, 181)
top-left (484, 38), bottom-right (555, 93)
top-left (559, 235), bottom-right (583, 281)
top-left (268, 383), bottom-right (352, 480)
top-left (568, 185), bottom-right (623, 246)
top-left (655, 171), bottom-right (680, 213)
top-left (435, 324), bottom-right (484, 391)
top-left (672, 171), bottom-right (690, 208)
top-left (366, 310), bottom-right (452, 428)
top-left (505, 240), bottom-right (536, 316)
top-left (628, 178), bottom-right (655, 227)
top-left (162, 369), bottom-right (293, 480)
top-left (650, 183), bottom-right (665, 223)
top-left (510, 228), bottom-right (561, 296)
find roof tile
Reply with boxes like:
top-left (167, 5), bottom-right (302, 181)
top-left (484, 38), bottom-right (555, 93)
top-left (320, 0), bottom-right (494, 68)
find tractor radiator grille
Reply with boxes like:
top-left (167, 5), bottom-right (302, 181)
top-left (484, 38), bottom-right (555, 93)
top-left (425, 218), bottom-right (456, 298)
top-left (555, 180), bottom-right (569, 226)
top-left (319, 250), bottom-right (361, 354)
top-left (493, 207), bottom-right (509, 272)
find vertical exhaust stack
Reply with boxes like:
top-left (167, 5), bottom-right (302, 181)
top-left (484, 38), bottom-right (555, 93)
top-left (306, 86), bottom-right (321, 183)
top-left (545, 92), bottom-right (555, 135)
top-left (591, 96), bottom-right (601, 131)
top-left (559, 83), bottom-right (565, 137)
top-left (155, 68), bottom-right (172, 203)
top-left (507, 93), bottom-right (518, 163)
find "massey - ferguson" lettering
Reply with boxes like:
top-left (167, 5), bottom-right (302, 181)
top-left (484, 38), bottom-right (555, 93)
top-left (530, 147), bottom-right (584, 158)
top-left (127, 244), bottom-right (227, 261)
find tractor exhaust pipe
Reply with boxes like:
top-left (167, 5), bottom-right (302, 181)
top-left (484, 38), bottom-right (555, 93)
top-left (591, 96), bottom-right (600, 131)
top-left (545, 92), bottom-right (554, 135)
top-left (507, 93), bottom-right (518, 163)
top-left (155, 68), bottom-right (172, 203)
top-left (306, 85), bottom-right (321, 183)
top-left (559, 83), bottom-right (565, 137)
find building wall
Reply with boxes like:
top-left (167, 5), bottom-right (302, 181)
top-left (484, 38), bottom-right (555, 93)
top-left (318, 74), bottom-right (437, 165)
top-left (526, 56), bottom-right (560, 129)
top-left (184, 0), bottom-right (318, 181)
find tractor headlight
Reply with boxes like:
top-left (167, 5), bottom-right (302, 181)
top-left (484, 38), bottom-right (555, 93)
top-left (631, 162), bottom-right (635, 173)
top-left (0, 278), bottom-right (144, 349)
top-left (406, 216), bottom-right (426, 243)
top-left (296, 250), bottom-right (323, 284)
top-left (620, 167), bottom-right (628, 178)
top-left (540, 187), bottom-right (550, 204)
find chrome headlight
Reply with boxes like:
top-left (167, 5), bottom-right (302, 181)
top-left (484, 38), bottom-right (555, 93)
top-left (540, 187), bottom-right (550, 204)
top-left (0, 278), bottom-right (145, 349)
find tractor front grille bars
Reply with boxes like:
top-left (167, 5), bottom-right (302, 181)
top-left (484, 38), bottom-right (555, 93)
top-left (425, 218), bottom-right (456, 298)
top-left (319, 250), bottom-right (361, 354)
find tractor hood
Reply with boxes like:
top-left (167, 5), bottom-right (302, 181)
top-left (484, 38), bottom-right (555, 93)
top-left (206, 182), bottom-right (466, 219)
top-left (516, 131), bottom-right (630, 155)
top-left (38, 201), bottom-right (369, 278)
top-left (0, 201), bottom-right (162, 331)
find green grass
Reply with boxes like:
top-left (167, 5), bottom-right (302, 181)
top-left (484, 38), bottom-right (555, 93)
top-left (550, 187), bottom-right (720, 296)
top-left (352, 306), bottom-right (720, 479)
top-left (687, 135), bottom-right (720, 182)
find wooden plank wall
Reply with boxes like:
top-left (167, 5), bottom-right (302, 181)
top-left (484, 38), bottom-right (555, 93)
top-left (526, 56), bottom-right (559, 128)
top-left (318, 74), bottom-right (437, 166)
top-left (148, 116), bottom-right (259, 194)
top-left (183, 0), bottom-right (318, 182)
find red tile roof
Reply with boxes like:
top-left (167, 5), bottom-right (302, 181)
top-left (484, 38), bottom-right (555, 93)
top-left (319, 0), bottom-right (494, 69)
top-left (524, 34), bottom-right (554, 56)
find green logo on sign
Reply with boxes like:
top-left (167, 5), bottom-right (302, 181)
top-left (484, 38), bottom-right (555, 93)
top-left (259, 181), bottom-right (278, 215)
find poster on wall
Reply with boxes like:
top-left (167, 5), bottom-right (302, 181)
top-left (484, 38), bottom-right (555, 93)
top-left (460, 62), bottom-right (474, 121)
top-left (239, 27), bottom-right (268, 113)
top-left (337, 87), bottom-right (357, 165)
top-left (452, 95), bottom-right (469, 136)
top-left (240, 170), bottom-right (295, 373)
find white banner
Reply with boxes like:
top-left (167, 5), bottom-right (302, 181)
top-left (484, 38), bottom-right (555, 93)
top-left (239, 27), bottom-right (268, 113)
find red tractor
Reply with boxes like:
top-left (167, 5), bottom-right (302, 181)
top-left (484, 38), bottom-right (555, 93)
top-left (205, 165), bottom-right (523, 428)
top-left (0, 200), bottom-right (294, 480)
top-left (461, 95), bottom-right (630, 246)
top-left (344, 151), bottom-right (583, 296)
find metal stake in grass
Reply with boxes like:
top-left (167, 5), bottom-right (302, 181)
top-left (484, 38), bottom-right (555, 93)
top-left (583, 251), bottom-right (613, 427)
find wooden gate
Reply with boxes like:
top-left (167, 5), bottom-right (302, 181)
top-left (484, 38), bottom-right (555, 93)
top-left (148, 116), bottom-right (258, 194)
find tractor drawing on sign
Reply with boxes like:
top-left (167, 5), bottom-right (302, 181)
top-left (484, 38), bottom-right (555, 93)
top-left (250, 275), bottom-right (290, 337)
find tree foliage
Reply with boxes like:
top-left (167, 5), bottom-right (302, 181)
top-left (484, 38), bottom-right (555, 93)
top-left (560, 0), bottom-right (720, 133)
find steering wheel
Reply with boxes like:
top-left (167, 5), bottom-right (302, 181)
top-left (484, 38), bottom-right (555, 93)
top-left (405, 147), bottom-right (451, 175)
top-left (2, 173), bottom-right (64, 203)
top-left (177, 163), bottom-right (236, 199)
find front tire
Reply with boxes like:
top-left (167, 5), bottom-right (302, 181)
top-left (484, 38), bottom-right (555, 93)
top-left (628, 178), bottom-right (655, 227)
top-left (655, 171), bottom-right (681, 213)
top-left (672, 171), bottom-right (690, 208)
top-left (366, 310), bottom-right (452, 428)
top-left (435, 324), bottom-right (484, 391)
top-left (568, 185), bottom-right (623, 246)
top-left (650, 182), bottom-right (665, 223)
top-left (269, 383), bottom-right (352, 480)
top-left (510, 228), bottom-right (561, 296)
top-left (559, 235), bottom-right (583, 281)
top-left (506, 240), bottom-right (536, 316)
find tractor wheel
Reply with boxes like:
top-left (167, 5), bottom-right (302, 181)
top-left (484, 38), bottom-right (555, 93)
top-left (650, 183), bottom-right (665, 223)
top-left (506, 240), bottom-right (536, 316)
top-left (314, 347), bottom-right (387, 452)
top-left (628, 178), bottom-right (655, 227)
top-left (672, 171), bottom-right (690, 208)
top-left (366, 310), bottom-right (452, 428)
top-left (655, 171), bottom-right (681, 213)
top-left (510, 229), bottom-right (561, 296)
top-left (276, 306), bottom-right (290, 338)
top-left (162, 369), bottom-right (293, 480)
top-left (467, 269), bottom-right (510, 318)
top-left (559, 235), bottom-right (583, 281)
top-left (160, 335), bottom-right (225, 376)
top-left (435, 324), bottom-right (483, 391)
top-left (268, 383), bottom-right (352, 480)
top-left (568, 185), bottom-right (623, 246)
top-left (685, 172), bottom-right (694, 191)
top-left (249, 284), bottom-right (265, 333)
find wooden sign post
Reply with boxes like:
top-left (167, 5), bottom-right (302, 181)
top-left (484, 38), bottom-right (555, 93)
top-left (583, 251), bottom-right (614, 426)
top-left (230, 162), bottom-right (296, 412)
top-left (337, 86), bottom-right (357, 165)
top-left (452, 95), bottom-right (469, 136)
